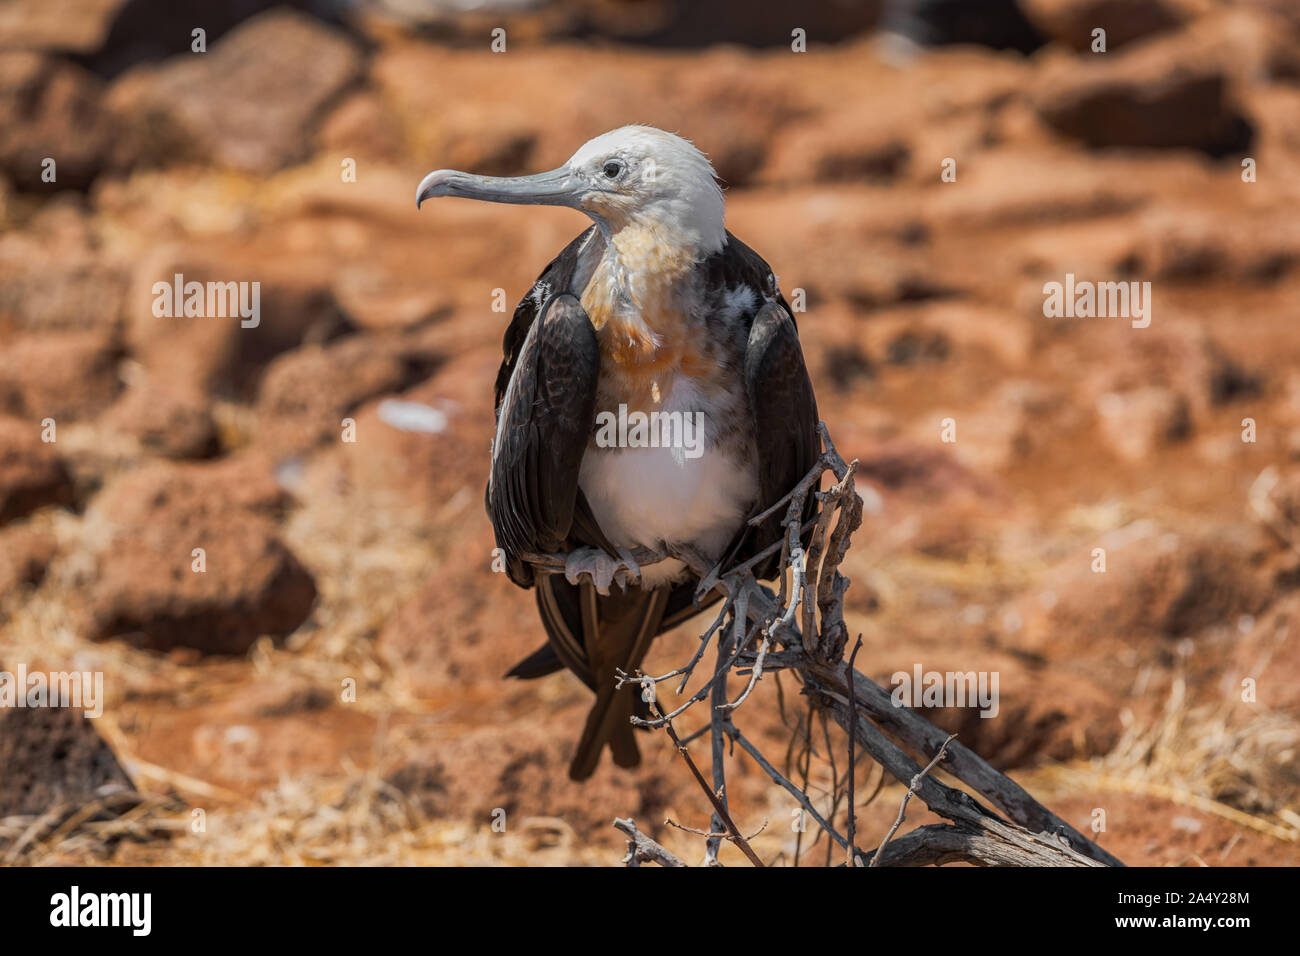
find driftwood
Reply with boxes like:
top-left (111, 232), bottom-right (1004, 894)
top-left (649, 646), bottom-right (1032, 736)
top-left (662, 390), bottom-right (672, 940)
top-left (527, 424), bottom-right (1122, 867)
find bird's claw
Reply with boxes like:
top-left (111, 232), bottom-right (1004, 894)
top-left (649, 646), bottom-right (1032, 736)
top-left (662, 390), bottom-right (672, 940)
top-left (564, 547), bottom-right (642, 595)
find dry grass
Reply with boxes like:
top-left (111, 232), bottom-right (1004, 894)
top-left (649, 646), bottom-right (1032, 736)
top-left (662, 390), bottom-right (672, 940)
top-left (5, 770), bottom-right (610, 866)
top-left (1025, 674), bottom-right (1300, 847)
top-left (9, 666), bottom-right (1295, 866)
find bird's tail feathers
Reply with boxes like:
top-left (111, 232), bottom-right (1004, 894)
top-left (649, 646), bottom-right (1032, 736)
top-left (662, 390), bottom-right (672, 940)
top-left (567, 585), bottom-right (670, 781)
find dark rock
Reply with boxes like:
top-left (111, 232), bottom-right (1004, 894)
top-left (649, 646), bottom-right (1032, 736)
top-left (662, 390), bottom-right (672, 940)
top-left (0, 219), bottom-right (130, 334)
top-left (0, 706), bottom-right (134, 816)
top-left (1034, 35), bottom-right (1254, 156)
top-left (0, 331), bottom-right (123, 422)
top-left (99, 381), bottom-right (220, 459)
top-left (0, 525), bottom-right (58, 593)
top-left (1020, 0), bottom-right (1188, 52)
top-left (880, 0), bottom-right (1044, 52)
top-left (0, 416), bottom-right (75, 524)
top-left (0, 52), bottom-right (116, 190)
top-left (85, 454), bottom-right (316, 653)
top-left (126, 254), bottom-right (356, 401)
top-left (104, 8), bottom-right (364, 174)
top-left (0, 0), bottom-right (127, 56)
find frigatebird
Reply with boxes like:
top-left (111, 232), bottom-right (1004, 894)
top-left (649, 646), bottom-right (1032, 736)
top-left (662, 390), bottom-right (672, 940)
top-left (417, 126), bottom-right (819, 780)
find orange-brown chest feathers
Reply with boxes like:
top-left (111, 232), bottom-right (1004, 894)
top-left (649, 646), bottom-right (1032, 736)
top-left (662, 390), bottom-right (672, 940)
top-left (579, 226), bottom-right (717, 411)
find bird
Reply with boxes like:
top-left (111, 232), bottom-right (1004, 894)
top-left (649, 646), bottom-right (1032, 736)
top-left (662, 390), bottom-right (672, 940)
top-left (417, 126), bottom-right (819, 780)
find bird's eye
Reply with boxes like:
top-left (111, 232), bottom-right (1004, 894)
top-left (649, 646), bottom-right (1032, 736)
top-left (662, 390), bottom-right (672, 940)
top-left (602, 160), bottom-right (624, 179)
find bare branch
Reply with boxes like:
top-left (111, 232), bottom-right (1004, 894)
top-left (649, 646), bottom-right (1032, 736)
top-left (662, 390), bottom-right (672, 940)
top-left (871, 733), bottom-right (956, 866)
top-left (614, 818), bottom-right (686, 867)
top-left (653, 702), bottom-right (765, 867)
top-left (725, 722), bottom-right (857, 861)
top-left (845, 635), bottom-right (864, 867)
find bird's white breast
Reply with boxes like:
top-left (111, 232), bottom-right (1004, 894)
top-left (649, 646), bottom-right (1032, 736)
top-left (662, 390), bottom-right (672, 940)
top-left (578, 375), bottom-right (757, 588)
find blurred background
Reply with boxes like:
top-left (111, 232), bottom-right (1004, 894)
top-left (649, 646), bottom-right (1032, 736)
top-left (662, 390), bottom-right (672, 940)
top-left (1, 0), bottom-right (1299, 865)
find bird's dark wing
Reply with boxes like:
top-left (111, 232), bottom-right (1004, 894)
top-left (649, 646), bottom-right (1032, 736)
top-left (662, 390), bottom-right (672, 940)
top-left (707, 233), bottom-right (820, 575)
top-left (487, 292), bottom-right (600, 587)
top-left (494, 227), bottom-right (595, 411)
top-left (489, 228), bottom-right (620, 590)
top-left (745, 300), bottom-right (820, 563)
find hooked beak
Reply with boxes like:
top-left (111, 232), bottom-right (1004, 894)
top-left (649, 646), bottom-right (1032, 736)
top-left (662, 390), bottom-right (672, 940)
top-left (416, 166), bottom-right (582, 209)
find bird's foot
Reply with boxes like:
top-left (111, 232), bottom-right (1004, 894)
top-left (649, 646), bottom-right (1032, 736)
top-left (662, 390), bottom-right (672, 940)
top-left (564, 547), bottom-right (642, 596)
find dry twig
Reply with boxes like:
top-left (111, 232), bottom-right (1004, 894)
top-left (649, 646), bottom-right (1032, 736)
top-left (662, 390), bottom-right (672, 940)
top-left (870, 733), bottom-right (956, 866)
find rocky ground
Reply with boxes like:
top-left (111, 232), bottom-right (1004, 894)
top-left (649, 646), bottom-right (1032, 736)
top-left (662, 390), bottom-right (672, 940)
top-left (1, 0), bottom-right (1299, 865)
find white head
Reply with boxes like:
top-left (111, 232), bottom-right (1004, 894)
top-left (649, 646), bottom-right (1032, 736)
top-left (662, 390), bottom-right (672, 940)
top-left (417, 125), bottom-right (726, 257)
